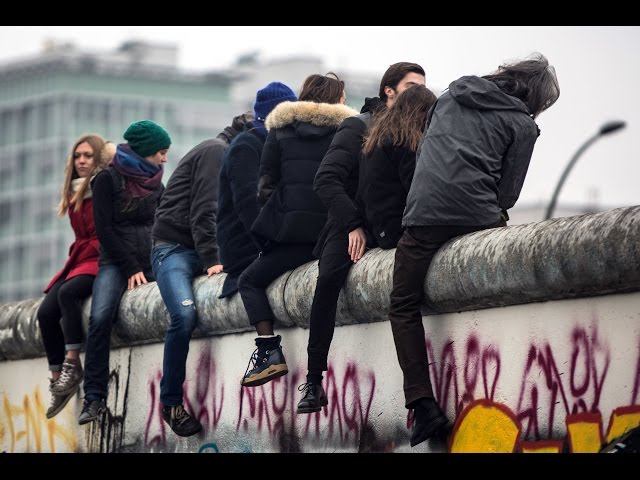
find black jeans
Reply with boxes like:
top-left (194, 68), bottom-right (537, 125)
top-left (389, 222), bottom-right (504, 408)
top-left (238, 243), bottom-right (315, 326)
top-left (37, 275), bottom-right (95, 370)
top-left (307, 224), bottom-right (359, 373)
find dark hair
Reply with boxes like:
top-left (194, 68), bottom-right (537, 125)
top-left (298, 72), bottom-right (345, 104)
top-left (363, 85), bottom-right (437, 155)
top-left (483, 53), bottom-right (560, 118)
top-left (379, 62), bottom-right (426, 102)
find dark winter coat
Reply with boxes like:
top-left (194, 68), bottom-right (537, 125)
top-left (44, 197), bottom-right (99, 293)
top-left (251, 101), bottom-right (358, 245)
top-left (313, 97), bottom-right (384, 235)
top-left (362, 137), bottom-right (417, 249)
top-left (217, 130), bottom-right (265, 298)
top-left (92, 166), bottom-right (163, 278)
top-left (404, 75), bottom-right (539, 227)
top-left (152, 114), bottom-right (250, 271)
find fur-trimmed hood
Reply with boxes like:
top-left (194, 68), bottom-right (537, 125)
top-left (266, 101), bottom-right (358, 131)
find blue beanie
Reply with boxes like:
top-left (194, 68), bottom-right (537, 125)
top-left (253, 82), bottom-right (297, 121)
top-left (124, 120), bottom-right (171, 158)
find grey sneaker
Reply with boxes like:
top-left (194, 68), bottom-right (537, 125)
top-left (78, 398), bottom-right (106, 425)
top-left (50, 357), bottom-right (84, 395)
top-left (46, 378), bottom-right (78, 419)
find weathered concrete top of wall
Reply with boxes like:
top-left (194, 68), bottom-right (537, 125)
top-left (2, 206), bottom-right (639, 361)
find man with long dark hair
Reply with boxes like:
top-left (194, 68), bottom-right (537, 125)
top-left (296, 62), bottom-right (426, 414)
top-left (389, 53), bottom-right (560, 447)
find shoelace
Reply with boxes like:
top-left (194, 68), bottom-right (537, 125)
top-left (242, 348), bottom-right (268, 378)
top-left (297, 383), bottom-right (314, 397)
top-left (57, 362), bottom-right (76, 387)
top-left (171, 405), bottom-right (190, 426)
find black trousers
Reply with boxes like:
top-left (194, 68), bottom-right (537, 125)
top-left (238, 243), bottom-right (315, 326)
top-left (307, 223), bottom-right (359, 373)
top-left (389, 222), bottom-right (504, 408)
top-left (37, 274), bottom-right (95, 369)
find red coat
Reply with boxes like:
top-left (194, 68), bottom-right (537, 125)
top-left (44, 198), bottom-right (99, 293)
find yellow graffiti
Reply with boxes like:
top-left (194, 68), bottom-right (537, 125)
top-left (605, 406), bottom-right (640, 443)
top-left (521, 442), bottom-right (563, 453)
top-left (0, 386), bottom-right (78, 452)
top-left (450, 400), bottom-right (520, 453)
top-left (450, 401), bottom-right (639, 453)
top-left (566, 413), bottom-right (602, 453)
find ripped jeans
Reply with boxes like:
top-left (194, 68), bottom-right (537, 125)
top-left (151, 242), bottom-right (203, 406)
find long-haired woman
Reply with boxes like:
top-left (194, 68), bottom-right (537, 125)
top-left (37, 134), bottom-right (110, 419)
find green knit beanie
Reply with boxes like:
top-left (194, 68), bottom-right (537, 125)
top-left (123, 120), bottom-right (171, 158)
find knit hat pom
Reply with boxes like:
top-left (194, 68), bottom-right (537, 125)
top-left (124, 120), bottom-right (171, 158)
top-left (253, 82), bottom-right (297, 121)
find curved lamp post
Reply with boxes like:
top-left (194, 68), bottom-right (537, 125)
top-left (544, 120), bottom-right (626, 220)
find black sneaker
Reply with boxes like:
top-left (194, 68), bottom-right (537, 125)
top-left (296, 383), bottom-right (328, 414)
top-left (410, 397), bottom-right (449, 447)
top-left (241, 336), bottom-right (288, 387)
top-left (161, 404), bottom-right (202, 437)
top-left (78, 398), bottom-right (106, 425)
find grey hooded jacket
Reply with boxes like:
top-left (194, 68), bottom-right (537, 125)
top-left (403, 75), bottom-right (539, 227)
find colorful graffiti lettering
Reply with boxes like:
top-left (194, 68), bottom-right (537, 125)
top-left (449, 400), bottom-right (640, 453)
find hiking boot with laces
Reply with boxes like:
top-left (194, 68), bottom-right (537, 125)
top-left (78, 398), bottom-right (106, 425)
top-left (240, 335), bottom-right (288, 387)
top-left (161, 404), bottom-right (202, 437)
top-left (296, 383), bottom-right (328, 414)
top-left (50, 357), bottom-right (84, 395)
top-left (46, 378), bottom-right (78, 419)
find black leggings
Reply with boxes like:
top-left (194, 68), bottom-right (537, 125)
top-left (37, 274), bottom-right (95, 370)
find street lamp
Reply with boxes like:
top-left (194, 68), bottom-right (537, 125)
top-left (544, 120), bottom-right (626, 220)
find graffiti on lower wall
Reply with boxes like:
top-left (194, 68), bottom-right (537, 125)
top-left (448, 400), bottom-right (640, 453)
top-left (433, 327), bottom-right (640, 452)
top-left (236, 362), bottom-right (375, 446)
top-left (0, 387), bottom-right (78, 453)
top-left (145, 349), bottom-right (224, 447)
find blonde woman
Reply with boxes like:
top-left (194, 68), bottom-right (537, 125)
top-left (37, 134), bottom-right (110, 419)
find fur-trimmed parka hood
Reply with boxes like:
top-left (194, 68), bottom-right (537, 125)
top-left (265, 101), bottom-right (358, 131)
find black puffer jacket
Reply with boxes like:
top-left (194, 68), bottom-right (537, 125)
top-left (362, 136), bottom-right (416, 249)
top-left (404, 76), bottom-right (539, 227)
top-left (251, 101), bottom-right (358, 245)
top-left (93, 166), bottom-right (163, 278)
top-left (313, 97), bottom-right (384, 234)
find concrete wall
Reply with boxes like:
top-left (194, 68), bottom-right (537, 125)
top-left (1, 206), bottom-right (640, 452)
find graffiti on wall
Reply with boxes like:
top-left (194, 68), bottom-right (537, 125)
top-left (0, 386), bottom-right (77, 453)
top-left (144, 349), bottom-right (224, 447)
top-left (448, 399), bottom-right (640, 453)
top-left (432, 327), bottom-right (640, 452)
top-left (236, 362), bottom-right (376, 447)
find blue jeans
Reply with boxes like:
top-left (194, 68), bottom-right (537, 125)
top-left (83, 264), bottom-right (127, 400)
top-left (151, 243), bottom-right (203, 406)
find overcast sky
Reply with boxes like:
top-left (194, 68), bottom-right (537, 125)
top-left (1, 26), bottom-right (638, 209)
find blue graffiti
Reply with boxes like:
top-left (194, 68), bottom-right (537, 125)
top-left (198, 443), bottom-right (220, 453)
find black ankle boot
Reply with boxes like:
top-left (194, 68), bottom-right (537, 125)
top-left (296, 383), bottom-right (328, 414)
top-left (410, 397), bottom-right (448, 447)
